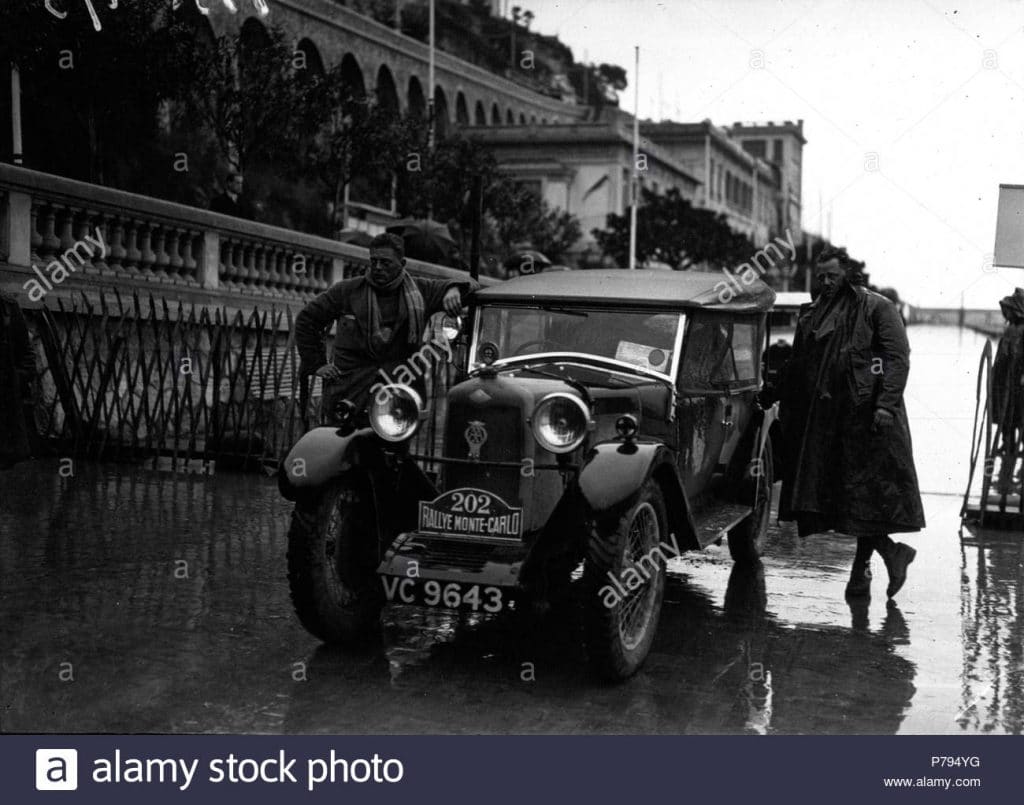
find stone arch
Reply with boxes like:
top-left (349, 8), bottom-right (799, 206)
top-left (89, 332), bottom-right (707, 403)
top-left (408, 76), bottom-right (426, 118)
top-left (455, 91), bottom-right (470, 126)
top-left (474, 100), bottom-right (487, 125)
top-left (541, 117), bottom-right (548, 125)
top-left (506, 108), bottom-right (515, 124)
top-left (376, 64), bottom-right (400, 113)
top-left (294, 38), bottom-right (325, 80)
top-left (434, 86), bottom-right (450, 138)
top-left (519, 112), bottom-right (526, 125)
top-left (173, 0), bottom-right (215, 48)
top-left (339, 53), bottom-right (366, 99)
top-left (491, 103), bottom-right (501, 125)
top-left (530, 115), bottom-right (538, 125)
top-left (239, 16), bottom-right (272, 68)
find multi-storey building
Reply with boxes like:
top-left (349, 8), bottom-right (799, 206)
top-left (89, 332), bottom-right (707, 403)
top-left (470, 118), bottom-right (702, 262)
top-left (639, 118), bottom-right (805, 247)
top-left (727, 120), bottom-right (805, 244)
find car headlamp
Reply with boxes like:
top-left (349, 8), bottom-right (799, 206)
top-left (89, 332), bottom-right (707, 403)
top-left (369, 384), bottom-right (423, 442)
top-left (531, 393), bottom-right (590, 454)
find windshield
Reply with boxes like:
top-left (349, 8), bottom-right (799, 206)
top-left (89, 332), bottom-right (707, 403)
top-left (473, 306), bottom-right (684, 377)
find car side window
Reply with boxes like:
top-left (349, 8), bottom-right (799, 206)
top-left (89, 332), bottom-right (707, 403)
top-left (678, 314), bottom-right (733, 389)
top-left (732, 321), bottom-right (758, 382)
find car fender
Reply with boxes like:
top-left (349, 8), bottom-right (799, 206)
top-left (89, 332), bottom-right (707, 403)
top-left (758, 401), bottom-right (780, 457)
top-left (277, 426), bottom-right (374, 500)
top-left (579, 441), bottom-right (699, 550)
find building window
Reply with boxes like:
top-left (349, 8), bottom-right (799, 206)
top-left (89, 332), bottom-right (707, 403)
top-left (744, 139), bottom-right (766, 159)
top-left (773, 139), bottom-right (783, 163)
top-left (515, 179), bottom-right (543, 199)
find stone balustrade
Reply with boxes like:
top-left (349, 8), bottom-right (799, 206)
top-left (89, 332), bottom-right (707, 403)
top-left (0, 164), bottom-right (482, 317)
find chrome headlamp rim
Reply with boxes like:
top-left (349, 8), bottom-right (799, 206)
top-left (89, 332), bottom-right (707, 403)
top-left (530, 392), bottom-right (591, 454)
top-left (369, 383), bottom-right (424, 442)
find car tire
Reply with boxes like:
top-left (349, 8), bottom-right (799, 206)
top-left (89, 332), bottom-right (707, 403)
top-left (286, 475), bottom-right (384, 644)
top-left (583, 479), bottom-right (668, 681)
top-left (728, 437), bottom-right (774, 564)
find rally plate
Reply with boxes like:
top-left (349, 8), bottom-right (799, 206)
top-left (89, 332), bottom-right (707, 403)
top-left (418, 487), bottom-right (523, 540)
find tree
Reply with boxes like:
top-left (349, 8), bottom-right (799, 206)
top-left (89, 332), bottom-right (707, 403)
top-left (568, 60), bottom-right (628, 119)
top-left (486, 180), bottom-right (580, 262)
top-left (1, 0), bottom-right (195, 183)
top-left (593, 187), bottom-right (754, 269)
top-left (173, 25), bottom-right (316, 176)
top-left (398, 132), bottom-right (498, 226)
top-left (303, 65), bottom-right (421, 233)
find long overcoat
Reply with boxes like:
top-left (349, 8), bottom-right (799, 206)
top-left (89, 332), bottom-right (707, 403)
top-left (779, 284), bottom-right (926, 535)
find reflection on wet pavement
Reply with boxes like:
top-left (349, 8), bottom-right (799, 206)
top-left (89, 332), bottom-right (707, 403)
top-left (0, 326), bottom-right (1021, 734)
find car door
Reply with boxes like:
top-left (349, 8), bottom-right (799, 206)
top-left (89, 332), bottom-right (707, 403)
top-left (675, 312), bottom-right (734, 498)
top-left (675, 312), bottom-right (763, 496)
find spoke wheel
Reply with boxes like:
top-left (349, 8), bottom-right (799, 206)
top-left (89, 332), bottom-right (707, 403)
top-left (287, 475), bottom-right (384, 644)
top-left (583, 480), bottom-right (668, 680)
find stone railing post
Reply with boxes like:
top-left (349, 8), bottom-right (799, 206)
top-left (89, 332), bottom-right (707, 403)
top-left (4, 190), bottom-right (31, 267)
top-left (201, 230), bottom-right (219, 290)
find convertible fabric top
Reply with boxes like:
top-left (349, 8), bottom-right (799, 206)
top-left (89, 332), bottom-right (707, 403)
top-left (476, 269), bottom-right (777, 313)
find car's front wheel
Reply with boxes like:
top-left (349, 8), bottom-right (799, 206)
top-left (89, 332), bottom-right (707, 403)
top-left (583, 480), bottom-right (668, 680)
top-left (286, 475), bottom-right (384, 644)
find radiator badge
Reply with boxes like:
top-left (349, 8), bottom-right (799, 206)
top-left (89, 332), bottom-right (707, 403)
top-left (464, 421), bottom-right (488, 460)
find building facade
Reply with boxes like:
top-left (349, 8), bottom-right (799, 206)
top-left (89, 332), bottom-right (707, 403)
top-left (727, 120), bottom-right (806, 245)
top-left (470, 119), bottom-right (702, 261)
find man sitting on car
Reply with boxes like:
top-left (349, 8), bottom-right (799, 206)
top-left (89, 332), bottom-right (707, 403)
top-left (295, 233), bottom-right (473, 424)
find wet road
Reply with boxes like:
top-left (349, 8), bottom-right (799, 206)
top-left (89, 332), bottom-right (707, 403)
top-left (1, 325), bottom-right (1021, 734)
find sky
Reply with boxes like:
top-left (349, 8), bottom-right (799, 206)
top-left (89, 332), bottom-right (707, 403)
top-left (523, 0), bottom-right (1024, 308)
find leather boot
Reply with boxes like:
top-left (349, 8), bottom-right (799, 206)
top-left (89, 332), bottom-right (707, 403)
top-left (844, 562), bottom-right (872, 598)
top-left (883, 542), bottom-right (916, 598)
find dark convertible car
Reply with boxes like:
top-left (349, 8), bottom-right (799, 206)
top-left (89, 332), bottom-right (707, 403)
top-left (280, 269), bottom-right (778, 679)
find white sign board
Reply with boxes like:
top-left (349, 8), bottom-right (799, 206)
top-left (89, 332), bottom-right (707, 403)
top-left (994, 184), bottom-right (1024, 268)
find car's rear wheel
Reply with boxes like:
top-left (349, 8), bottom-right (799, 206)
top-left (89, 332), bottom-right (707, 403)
top-left (583, 480), bottom-right (668, 680)
top-left (728, 437), bottom-right (774, 564)
top-left (287, 475), bottom-right (384, 643)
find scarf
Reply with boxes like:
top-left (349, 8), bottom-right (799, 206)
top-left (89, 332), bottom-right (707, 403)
top-left (807, 283), bottom-right (858, 401)
top-left (364, 271), bottom-right (425, 358)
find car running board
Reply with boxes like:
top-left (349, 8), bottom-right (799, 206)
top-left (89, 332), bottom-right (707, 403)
top-left (691, 502), bottom-right (752, 549)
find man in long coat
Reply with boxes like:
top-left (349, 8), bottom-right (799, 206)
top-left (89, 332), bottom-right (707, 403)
top-left (295, 233), bottom-right (472, 424)
top-left (779, 248), bottom-right (925, 599)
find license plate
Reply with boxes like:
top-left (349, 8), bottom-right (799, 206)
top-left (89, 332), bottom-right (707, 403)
top-left (381, 577), bottom-right (508, 613)
top-left (418, 488), bottom-right (523, 540)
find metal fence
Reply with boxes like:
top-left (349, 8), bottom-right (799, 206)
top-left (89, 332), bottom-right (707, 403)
top-left (26, 288), bottom-right (453, 474)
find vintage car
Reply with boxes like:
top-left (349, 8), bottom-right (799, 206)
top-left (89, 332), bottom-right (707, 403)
top-left (279, 269), bottom-right (778, 680)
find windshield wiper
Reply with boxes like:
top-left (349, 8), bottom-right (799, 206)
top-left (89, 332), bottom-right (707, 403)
top-left (516, 364), bottom-right (592, 404)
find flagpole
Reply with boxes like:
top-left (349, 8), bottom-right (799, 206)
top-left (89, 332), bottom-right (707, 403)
top-left (628, 45), bottom-right (639, 270)
top-left (428, 0), bottom-right (436, 147)
top-left (427, 0), bottom-right (435, 221)
top-left (10, 65), bottom-right (23, 166)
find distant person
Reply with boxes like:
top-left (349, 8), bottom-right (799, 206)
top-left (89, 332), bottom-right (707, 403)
top-left (991, 288), bottom-right (1024, 492)
top-left (779, 247), bottom-right (925, 600)
top-left (210, 172), bottom-right (255, 220)
top-left (0, 291), bottom-right (38, 468)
